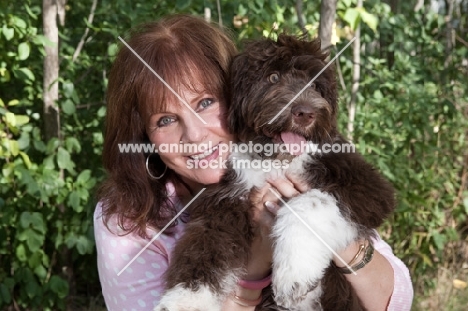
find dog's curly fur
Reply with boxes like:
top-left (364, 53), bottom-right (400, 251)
top-left (155, 35), bottom-right (395, 311)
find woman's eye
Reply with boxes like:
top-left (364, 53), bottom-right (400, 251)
top-left (157, 116), bottom-right (174, 127)
top-left (199, 98), bottom-right (214, 110)
top-left (268, 73), bottom-right (280, 84)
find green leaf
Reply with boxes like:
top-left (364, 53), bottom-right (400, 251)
top-left (15, 115), bottom-right (30, 126)
top-left (76, 236), bottom-right (91, 255)
top-left (13, 67), bottom-right (35, 81)
top-left (343, 8), bottom-right (360, 30)
top-left (33, 264), bottom-right (47, 280)
top-left (6, 139), bottom-right (20, 156)
top-left (49, 276), bottom-right (69, 299)
top-left (2, 26), bottom-right (14, 41)
top-left (65, 137), bottom-right (81, 153)
top-left (107, 43), bottom-right (119, 58)
top-left (32, 34), bottom-right (56, 47)
top-left (5, 112), bottom-right (16, 126)
top-left (67, 191), bottom-right (81, 212)
top-left (19, 151), bottom-right (32, 169)
top-left (57, 147), bottom-right (71, 170)
top-left (359, 9), bottom-right (379, 32)
top-left (62, 82), bottom-right (74, 98)
top-left (77, 169), bottom-right (91, 184)
top-left (18, 42), bottom-right (30, 60)
top-left (62, 99), bottom-right (76, 115)
top-left (7, 99), bottom-right (19, 106)
top-left (18, 132), bottom-right (30, 149)
top-left (16, 244), bottom-right (27, 262)
top-left (26, 231), bottom-right (45, 253)
top-left (463, 196), bottom-right (468, 214)
top-left (0, 284), bottom-right (11, 304)
top-left (25, 280), bottom-right (41, 299)
top-left (13, 16), bottom-right (28, 29)
top-left (342, 0), bottom-right (353, 7)
top-left (19, 212), bottom-right (46, 234)
top-left (176, 0), bottom-right (191, 10)
top-left (432, 232), bottom-right (446, 251)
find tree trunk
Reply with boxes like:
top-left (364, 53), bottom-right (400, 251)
top-left (347, 0), bottom-right (362, 140)
top-left (295, 0), bottom-right (307, 36)
top-left (43, 0), bottom-right (60, 141)
top-left (318, 0), bottom-right (337, 52)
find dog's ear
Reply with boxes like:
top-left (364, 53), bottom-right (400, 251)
top-left (228, 39), bottom-right (276, 137)
top-left (228, 53), bottom-right (249, 136)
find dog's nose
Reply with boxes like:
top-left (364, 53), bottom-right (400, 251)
top-left (291, 104), bottom-right (315, 126)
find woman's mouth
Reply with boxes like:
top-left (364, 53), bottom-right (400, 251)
top-left (188, 145), bottom-right (219, 160)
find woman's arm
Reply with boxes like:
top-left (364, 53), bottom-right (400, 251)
top-left (333, 239), bottom-right (394, 310)
top-left (240, 176), bottom-right (413, 311)
top-left (333, 235), bottom-right (413, 311)
top-left (94, 204), bottom-right (174, 310)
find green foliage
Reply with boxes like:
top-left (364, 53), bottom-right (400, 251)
top-left (335, 1), bottom-right (468, 296)
top-left (0, 0), bottom-right (467, 309)
top-left (1, 0), bottom-right (101, 309)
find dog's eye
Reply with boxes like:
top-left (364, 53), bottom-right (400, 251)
top-left (310, 82), bottom-right (316, 89)
top-left (268, 73), bottom-right (280, 84)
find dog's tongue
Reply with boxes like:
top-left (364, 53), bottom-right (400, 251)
top-left (280, 132), bottom-right (306, 155)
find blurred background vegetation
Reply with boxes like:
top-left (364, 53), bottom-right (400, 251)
top-left (0, 0), bottom-right (467, 310)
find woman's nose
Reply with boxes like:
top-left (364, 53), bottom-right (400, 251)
top-left (180, 114), bottom-right (208, 143)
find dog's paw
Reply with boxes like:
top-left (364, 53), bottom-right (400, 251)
top-left (153, 284), bottom-right (222, 311)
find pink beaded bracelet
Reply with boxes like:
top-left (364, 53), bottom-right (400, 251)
top-left (238, 274), bottom-right (272, 290)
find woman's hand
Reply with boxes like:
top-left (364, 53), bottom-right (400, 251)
top-left (222, 174), bottom-right (310, 310)
top-left (244, 173), bottom-right (310, 281)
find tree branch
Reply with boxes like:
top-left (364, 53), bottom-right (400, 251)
top-left (319, 0), bottom-right (337, 52)
top-left (216, 0), bottom-right (223, 27)
top-left (72, 0), bottom-right (98, 63)
top-left (43, 0), bottom-right (61, 141)
top-left (295, 0), bottom-right (307, 37)
top-left (347, 0), bottom-right (362, 140)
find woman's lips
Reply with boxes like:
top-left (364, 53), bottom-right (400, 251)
top-left (187, 145), bottom-right (220, 161)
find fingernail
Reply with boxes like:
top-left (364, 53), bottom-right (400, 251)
top-left (264, 201), bottom-right (278, 213)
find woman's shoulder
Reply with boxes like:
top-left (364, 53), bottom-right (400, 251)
top-left (93, 202), bottom-right (186, 262)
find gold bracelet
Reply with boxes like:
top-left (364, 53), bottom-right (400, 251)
top-left (347, 241), bottom-right (366, 266)
top-left (337, 240), bottom-right (375, 274)
top-left (230, 294), bottom-right (262, 307)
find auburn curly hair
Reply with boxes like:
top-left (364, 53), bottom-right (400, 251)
top-left (98, 15), bottom-right (237, 237)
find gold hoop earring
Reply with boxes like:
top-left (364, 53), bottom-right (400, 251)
top-left (146, 155), bottom-right (167, 180)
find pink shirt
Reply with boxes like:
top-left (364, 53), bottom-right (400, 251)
top-left (94, 194), bottom-right (413, 310)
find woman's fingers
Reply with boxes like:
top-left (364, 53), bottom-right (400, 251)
top-left (267, 177), bottom-right (300, 198)
top-left (264, 200), bottom-right (280, 215)
top-left (285, 172), bottom-right (310, 193)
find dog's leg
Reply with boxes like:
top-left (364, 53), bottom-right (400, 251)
top-left (153, 221), bottom-right (245, 311)
top-left (271, 189), bottom-right (357, 310)
top-left (154, 282), bottom-right (227, 311)
top-left (154, 193), bottom-right (252, 311)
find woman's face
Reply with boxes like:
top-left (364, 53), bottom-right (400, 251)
top-left (147, 87), bottom-right (234, 192)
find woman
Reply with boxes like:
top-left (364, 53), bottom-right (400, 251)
top-left (94, 14), bottom-right (413, 310)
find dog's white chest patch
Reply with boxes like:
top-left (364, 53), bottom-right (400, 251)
top-left (230, 151), bottom-right (310, 189)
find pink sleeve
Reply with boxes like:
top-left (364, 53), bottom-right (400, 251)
top-left (372, 234), bottom-right (414, 311)
top-left (94, 203), bottom-right (180, 310)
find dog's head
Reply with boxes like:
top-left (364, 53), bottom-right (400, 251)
top-left (229, 34), bottom-right (338, 158)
